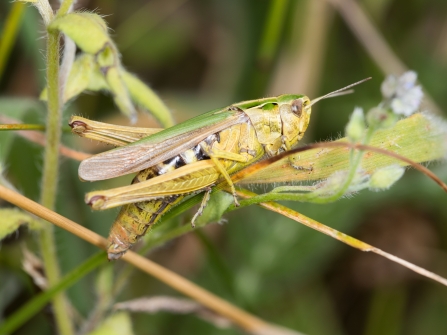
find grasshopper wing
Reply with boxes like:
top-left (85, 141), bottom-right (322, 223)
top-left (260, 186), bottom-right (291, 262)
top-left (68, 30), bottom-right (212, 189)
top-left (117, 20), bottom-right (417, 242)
top-left (79, 108), bottom-right (248, 181)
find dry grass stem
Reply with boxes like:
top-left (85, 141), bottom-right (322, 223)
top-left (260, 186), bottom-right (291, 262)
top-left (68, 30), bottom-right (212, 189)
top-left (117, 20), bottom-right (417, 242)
top-left (0, 184), bottom-right (299, 335)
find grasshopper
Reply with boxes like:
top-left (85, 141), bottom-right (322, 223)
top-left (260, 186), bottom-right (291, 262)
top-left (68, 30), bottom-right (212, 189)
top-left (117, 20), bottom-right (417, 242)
top-left (70, 79), bottom-right (369, 260)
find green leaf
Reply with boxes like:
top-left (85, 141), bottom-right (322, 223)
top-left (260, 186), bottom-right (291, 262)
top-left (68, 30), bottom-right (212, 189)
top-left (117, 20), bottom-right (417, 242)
top-left (105, 66), bottom-right (137, 123)
top-left (65, 54), bottom-right (101, 100)
top-left (41, 54), bottom-right (99, 102)
top-left (0, 208), bottom-right (42, 240)
top-left (48, 13), bottom-right (111, 54)
top-left (88, 63), bottom-right (110, 92)
top-left (46, 12), bottom-right (173, 124)
top-left (195, 191), bottom-right (234, 227)
top-left (87, 312), bottom-right (134, 335)
top-left (122, 70), bottom-right (175, 128)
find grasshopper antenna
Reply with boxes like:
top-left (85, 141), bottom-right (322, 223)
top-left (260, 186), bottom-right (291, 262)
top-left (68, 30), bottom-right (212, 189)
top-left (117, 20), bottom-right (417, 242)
top-left (309, 77), bottom-right (372, 108)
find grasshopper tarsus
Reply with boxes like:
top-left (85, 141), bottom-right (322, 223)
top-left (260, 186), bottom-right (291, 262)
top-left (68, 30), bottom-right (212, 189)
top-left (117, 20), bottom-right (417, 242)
top-left (291, 164), bottom-right (313, 172)
top-left (191, 187), bottom-right (212, 226)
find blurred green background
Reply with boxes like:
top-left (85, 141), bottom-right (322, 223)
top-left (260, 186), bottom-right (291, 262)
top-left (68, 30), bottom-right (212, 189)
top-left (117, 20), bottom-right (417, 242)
top-left (1, 0), bottom-right (447, 334)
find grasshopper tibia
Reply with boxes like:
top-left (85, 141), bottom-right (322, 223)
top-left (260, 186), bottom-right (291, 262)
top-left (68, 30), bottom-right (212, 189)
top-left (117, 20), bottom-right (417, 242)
top-left (191, 187), bottom-right (212, 227)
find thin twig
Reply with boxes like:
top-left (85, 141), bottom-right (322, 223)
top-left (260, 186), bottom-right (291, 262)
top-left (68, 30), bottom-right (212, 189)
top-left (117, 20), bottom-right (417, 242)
top-left (0, 116), bottom-right (92, 161)
top-left (0, 124), bottom-right (45, 131)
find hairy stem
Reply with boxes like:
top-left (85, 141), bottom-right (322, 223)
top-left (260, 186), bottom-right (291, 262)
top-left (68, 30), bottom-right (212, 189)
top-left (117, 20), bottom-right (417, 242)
top-left (37, 10), bottom-right (74, 335)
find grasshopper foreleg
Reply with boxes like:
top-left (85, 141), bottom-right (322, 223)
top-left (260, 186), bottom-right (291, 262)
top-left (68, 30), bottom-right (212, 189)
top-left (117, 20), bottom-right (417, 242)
top-left (290, 156), bottom-right (314, 172)
top-left (291, 163), bottom-right (314, 172)
top-left (200, 143), bottom-right (245, 207)
top-left (208, 155), bottom-right (240, 207)
top-left (191, 187), bottom-right (212, 227)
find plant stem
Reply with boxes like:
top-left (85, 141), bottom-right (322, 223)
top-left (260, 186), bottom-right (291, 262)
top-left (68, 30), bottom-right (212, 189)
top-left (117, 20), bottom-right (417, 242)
top-left (0, 184), bottom-right (289, 335)
top-left (0, 124), bottom-right (45, 131)
top-left (58, 0), bottom-right (75, 16)
top-left (38, 26), bottom-right (75, 335)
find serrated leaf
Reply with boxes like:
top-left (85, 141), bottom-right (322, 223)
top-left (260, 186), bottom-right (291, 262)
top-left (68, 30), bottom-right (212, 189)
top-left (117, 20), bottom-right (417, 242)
top-left (48, 13), bottom-right (111, 54)
top-left (87, 312), bottom-right (134, 335)
top-left (0, 208), bottom-right (42, 239)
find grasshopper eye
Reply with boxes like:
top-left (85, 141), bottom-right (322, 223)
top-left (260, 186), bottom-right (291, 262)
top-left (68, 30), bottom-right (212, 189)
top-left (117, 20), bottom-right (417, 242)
top-left (291, 99), bottom-right (303, 117)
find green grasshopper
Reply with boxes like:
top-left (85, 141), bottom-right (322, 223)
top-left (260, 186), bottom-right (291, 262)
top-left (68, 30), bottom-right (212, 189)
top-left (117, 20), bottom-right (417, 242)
top-left (70, 79), bottom-right (369, 260)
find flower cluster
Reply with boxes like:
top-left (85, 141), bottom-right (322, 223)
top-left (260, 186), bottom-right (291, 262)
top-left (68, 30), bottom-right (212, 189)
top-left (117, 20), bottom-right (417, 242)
top-left (381, 71), bottom-right (423, 116)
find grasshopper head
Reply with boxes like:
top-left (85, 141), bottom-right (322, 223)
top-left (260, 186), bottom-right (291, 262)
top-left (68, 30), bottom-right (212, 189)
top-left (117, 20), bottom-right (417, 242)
top-left (278, 95), bottom-right (312, 150)
top-left (279, 78), bottom-right (371, 150)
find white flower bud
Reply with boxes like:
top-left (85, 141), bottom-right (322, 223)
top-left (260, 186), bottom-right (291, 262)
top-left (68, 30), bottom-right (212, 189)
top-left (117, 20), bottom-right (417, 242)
top-left (369, 165), bottom-right (405, 191)
top-left (381, 71), bottom-right (423, 116)
top-left (346, 107), bottom-right (366, 141)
